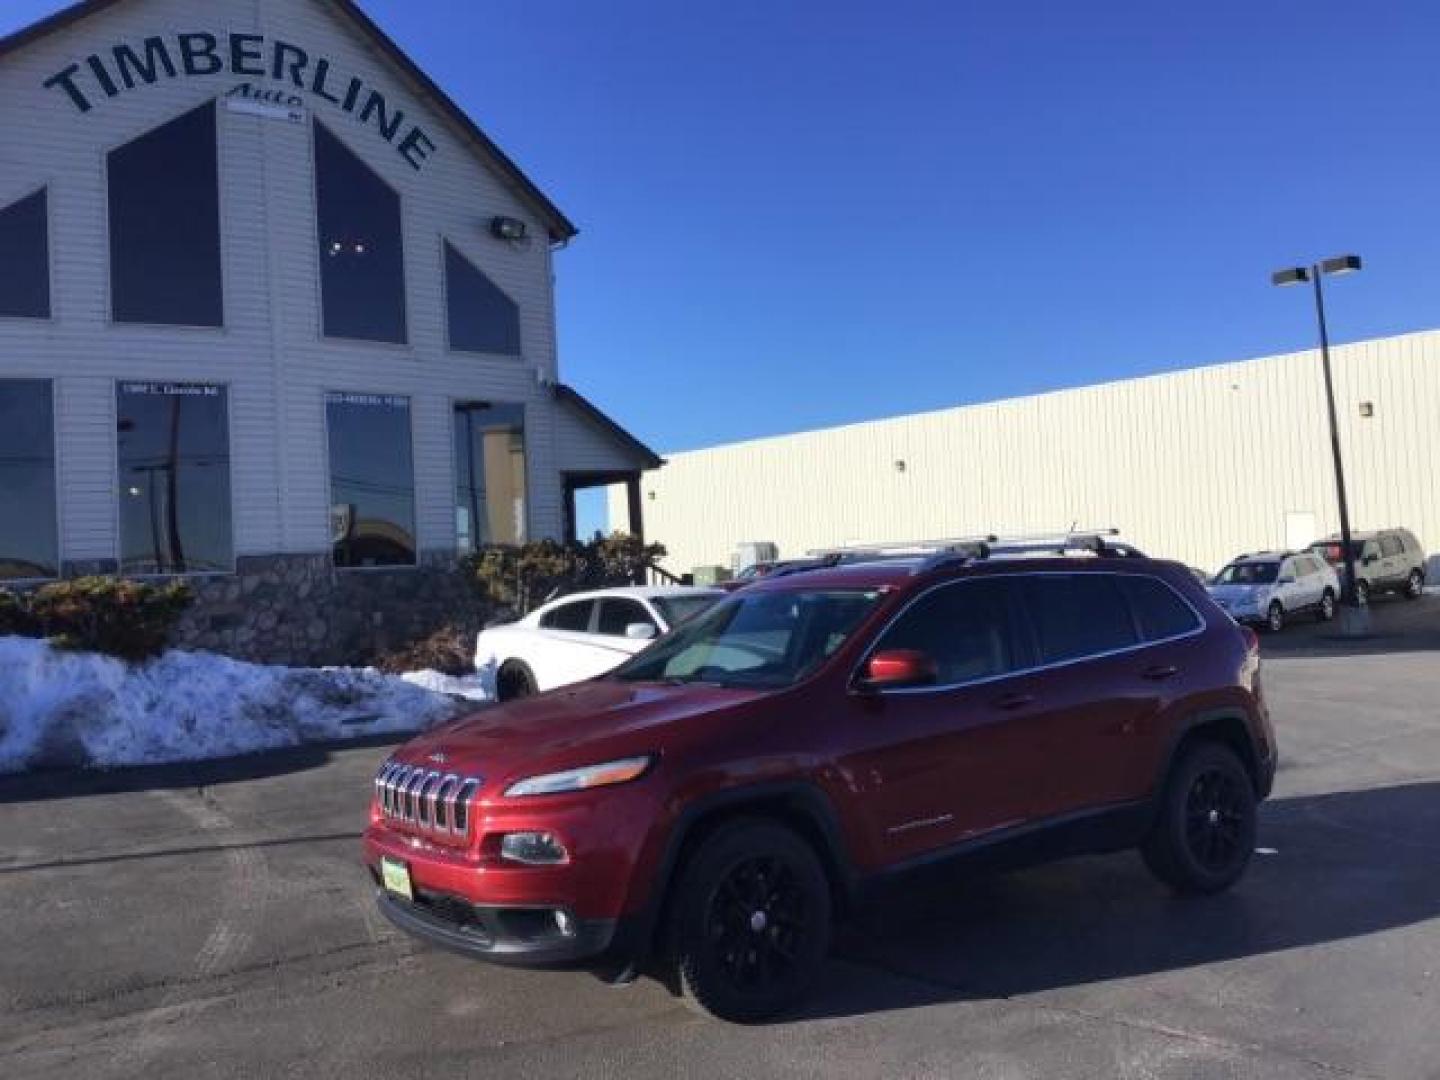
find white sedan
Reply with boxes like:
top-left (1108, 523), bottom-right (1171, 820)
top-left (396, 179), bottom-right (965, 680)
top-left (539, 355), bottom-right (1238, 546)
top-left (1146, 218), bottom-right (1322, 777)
top-left (474, 586), bottom-right (725, 700)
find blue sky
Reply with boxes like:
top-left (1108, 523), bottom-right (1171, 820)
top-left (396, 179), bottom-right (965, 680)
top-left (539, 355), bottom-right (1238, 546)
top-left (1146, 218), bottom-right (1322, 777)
top-left (351, 0), bottom-right (1440, 455)
top-left (6, 2), bottom-right (1439, 460)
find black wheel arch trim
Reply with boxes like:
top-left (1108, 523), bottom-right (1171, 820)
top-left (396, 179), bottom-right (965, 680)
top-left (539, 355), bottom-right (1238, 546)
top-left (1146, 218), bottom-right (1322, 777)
top-left (1155, 706), bottom-right (1273, 804)
top-left (620, 779), bottom-right (859, 972)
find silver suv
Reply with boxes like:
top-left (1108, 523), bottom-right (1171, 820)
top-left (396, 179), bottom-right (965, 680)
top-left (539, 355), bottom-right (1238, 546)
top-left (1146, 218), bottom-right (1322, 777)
top-left (1208, 551), bottom-right (1340, 632)
top-left (1308, 528), bottom-right (1427, 605)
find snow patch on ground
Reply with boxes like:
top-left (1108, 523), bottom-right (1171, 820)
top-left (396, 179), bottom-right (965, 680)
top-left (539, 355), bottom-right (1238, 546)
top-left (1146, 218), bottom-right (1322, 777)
top-left (0, 636), bottom-right (483, 775)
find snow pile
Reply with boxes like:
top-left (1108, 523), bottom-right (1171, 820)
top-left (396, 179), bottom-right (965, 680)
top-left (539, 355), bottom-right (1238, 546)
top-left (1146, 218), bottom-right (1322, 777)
top-left (0, 636), bottom-right (481, 774)
top-left (399, 668), bottom-right (494, 702)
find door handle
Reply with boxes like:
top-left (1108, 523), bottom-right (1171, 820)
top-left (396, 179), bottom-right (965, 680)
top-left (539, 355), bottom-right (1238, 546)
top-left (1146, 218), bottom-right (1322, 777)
top-left (1142, 664), bottom-right (1179, 681)
top-left (991, 692), bottom-right (1035, 711)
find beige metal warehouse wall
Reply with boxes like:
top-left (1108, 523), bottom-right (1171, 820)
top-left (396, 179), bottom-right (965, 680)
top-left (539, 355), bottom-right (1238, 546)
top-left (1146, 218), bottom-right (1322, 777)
top-left (616, 329), bottom-right (1440, 576)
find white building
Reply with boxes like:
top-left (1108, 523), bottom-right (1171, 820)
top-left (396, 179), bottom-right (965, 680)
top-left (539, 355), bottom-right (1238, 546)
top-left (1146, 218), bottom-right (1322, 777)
top-left (0, 0), bottom-right (659, 659)
top-left (618, 330), bottom-right (1440, 578)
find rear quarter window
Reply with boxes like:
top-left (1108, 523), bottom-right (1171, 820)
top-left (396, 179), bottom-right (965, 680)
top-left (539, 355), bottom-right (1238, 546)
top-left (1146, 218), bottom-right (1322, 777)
top-left (1117, 575), bottom-right (1203, 641)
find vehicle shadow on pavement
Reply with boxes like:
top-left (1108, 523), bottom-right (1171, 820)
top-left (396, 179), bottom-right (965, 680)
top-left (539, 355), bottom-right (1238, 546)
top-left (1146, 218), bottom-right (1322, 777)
top-left (0, 732), bottom-right (407, 805)
top-left (803, 780), bottom-right (1440, 1021)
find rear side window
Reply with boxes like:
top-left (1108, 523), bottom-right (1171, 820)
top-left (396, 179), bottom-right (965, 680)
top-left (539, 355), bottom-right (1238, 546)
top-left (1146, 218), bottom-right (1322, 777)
top-left (541, 600), bottom-right (593, 633)
top-left (1024, 575), bottom-right (1137, 664)
top-left (874, 578), bottom-right (1022, 685)
top-left (1117, 576), bottom-right (1202, 642)
top-left (597, 598), bottom-right (656, 637)
top-left (1380, 535), bottom-right (1403, 557)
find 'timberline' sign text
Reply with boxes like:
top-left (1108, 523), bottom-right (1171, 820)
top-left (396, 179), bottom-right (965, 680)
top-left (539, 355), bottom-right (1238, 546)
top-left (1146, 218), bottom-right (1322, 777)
top-left (42, 31), bottom-right (436, 170)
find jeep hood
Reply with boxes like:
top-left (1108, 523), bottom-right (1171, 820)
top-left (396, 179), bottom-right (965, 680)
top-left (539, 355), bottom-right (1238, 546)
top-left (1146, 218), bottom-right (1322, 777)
top-left (395, 679), bottom-right (767, 778)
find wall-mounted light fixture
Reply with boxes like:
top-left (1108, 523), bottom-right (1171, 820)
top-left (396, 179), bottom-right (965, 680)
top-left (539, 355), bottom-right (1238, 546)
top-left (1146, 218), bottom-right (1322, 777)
top-left (894, 459), bottom-right (907, 473)
top-left (490, 215), bottom-right (528, 242)
top-left (1359, 401), bottom-right (1374, 418)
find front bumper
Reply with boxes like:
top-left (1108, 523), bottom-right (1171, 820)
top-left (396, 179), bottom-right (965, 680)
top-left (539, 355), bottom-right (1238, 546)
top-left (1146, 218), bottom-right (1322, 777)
top-left (374, 883), bottom-right (621, 968)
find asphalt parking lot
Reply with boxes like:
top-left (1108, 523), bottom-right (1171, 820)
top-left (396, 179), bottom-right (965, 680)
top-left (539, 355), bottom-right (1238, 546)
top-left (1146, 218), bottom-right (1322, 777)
top-left (3, 597), bottom-right (1438, 1079)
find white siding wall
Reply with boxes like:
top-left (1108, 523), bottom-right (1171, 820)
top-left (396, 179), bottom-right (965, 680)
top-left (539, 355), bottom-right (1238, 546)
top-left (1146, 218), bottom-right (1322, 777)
top-left (622, 330), bottom-right (1440, 576)
top-left (0, 0), bottom-right (576, 567)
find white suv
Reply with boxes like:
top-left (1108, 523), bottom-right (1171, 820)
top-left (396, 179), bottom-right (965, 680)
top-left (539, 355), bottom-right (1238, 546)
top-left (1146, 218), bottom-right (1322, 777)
top-left (1308, 528), bottom-right (1427, 605)
top-left (1208, 551), bottom-right (1341, 632)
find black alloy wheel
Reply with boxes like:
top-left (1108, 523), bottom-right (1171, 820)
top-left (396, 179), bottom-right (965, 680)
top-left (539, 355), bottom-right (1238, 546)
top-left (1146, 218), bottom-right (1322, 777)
top-left (1266, 602), bottom-right (1285, 633)
top-left (1183, 767), bottom-right (1248, 874)
top-left (670, 819), bottom-right (831, 1022)
top-left (1142, 741), bottom-right (1257, 895)
top-left (1318, 590), bottom-right (1336, 622)
top-left (1404, 570), bottom-right (1424, 600)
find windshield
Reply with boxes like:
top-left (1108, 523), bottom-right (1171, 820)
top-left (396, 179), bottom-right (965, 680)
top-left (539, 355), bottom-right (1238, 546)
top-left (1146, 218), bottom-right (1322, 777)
top-left (1215, 561), bottom-right (1279, 585)
top-left (611, 588), bottom-right (885, 689)
top-left (653, 594), bottom-right (722, 628)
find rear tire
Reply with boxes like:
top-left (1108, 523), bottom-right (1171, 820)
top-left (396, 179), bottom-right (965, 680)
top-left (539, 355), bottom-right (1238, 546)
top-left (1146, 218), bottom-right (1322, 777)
top-left (668, 819), bottom-right (832, 1023)
top-left (1404, 570), bottom-right (1424, 600)
top-left (1318, 590), bottom-right (1336, 622)
top-left (1142, 742), bottom-right (1257, 895)
top-left (1266, 602), bottom-right (1285, 633)
top-left (496, 661), bottom-right (537, 701)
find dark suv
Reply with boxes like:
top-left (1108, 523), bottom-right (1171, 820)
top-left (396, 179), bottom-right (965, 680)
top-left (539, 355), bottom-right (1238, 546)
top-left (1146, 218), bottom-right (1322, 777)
top-left (364, 539), bottom-right (1275, 1022)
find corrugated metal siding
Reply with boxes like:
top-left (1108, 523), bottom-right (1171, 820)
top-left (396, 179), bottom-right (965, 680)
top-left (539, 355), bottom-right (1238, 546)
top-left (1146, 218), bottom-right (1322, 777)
top-left (624, 330), bottom-right (1440, 576)
top-left (0, 0), bottom-right (585, 565)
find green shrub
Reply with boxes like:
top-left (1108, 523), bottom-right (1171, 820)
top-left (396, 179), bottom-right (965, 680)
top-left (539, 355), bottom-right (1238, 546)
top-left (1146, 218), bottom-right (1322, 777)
top-left (0, 588), bottom-right (36, 637)
top-left (467, 532), bottom-right (668, 614)
top-left (3, 577), bottom-right (195, 661)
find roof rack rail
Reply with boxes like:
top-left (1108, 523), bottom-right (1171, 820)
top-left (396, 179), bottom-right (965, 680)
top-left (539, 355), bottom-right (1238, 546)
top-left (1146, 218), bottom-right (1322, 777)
top-left (801, 528), bottom-right (1145, 578)
top-left (805, 535), bottom-right (999, 559)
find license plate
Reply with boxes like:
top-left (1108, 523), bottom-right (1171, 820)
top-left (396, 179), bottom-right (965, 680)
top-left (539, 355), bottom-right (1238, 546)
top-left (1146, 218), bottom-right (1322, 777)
top-left (380, 856), bottom-right (413, 902)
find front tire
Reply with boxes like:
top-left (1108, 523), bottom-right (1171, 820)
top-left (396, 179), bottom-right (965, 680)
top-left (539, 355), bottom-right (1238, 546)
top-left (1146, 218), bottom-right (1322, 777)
top-left (668, 819), bottom-right (832, 1023)
top-left (1142, 742), bottom-right (1257, 895)
top-left (1404, 570), bottom-right (1424, 600)
top-left (1266, 602), bottom-right (1285, 633)
top-left (1318, 590), bottom-right (1336, 622)
top-left (1355, 579), bottom-right (1370, 606)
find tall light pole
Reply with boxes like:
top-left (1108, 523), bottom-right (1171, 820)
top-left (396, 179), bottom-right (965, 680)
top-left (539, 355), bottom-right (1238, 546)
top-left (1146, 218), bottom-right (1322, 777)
top-left (1271, 254), bottom-right (1367, 631)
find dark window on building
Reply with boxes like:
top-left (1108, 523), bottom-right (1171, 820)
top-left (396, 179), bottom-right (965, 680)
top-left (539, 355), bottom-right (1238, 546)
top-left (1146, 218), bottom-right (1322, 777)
top-left (453, 402), bottom-right (526, 552)
top-left (445, 241), bottom-right (520, 355)
top-left (1024, 575), bottom-right (1138, 664)
top-left (327, 393), bottom-right (415, 567)
top-left (116, 382), bottom-right (232, 574)
top-left (541, 600), bottom-right (594, 633)
top-left (0, 380), bottom-right (58, 579)
top-left (597, 598), bottom-right (656, 637)
top-left (0, 190), bottom-right (50, 319)
top-left (315, 122), bottom-right (406, 343)
top-left (1117, 575), bottom-right (1201, 642)
top-left (874, 578), bottom-right (1023, 685)
top-left (108, 103), bottom-right (222, 326)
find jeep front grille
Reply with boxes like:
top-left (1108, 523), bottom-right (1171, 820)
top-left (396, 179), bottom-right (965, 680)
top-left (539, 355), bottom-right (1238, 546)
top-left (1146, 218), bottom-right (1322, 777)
top-left (375, 761), bottom-right (481, 839)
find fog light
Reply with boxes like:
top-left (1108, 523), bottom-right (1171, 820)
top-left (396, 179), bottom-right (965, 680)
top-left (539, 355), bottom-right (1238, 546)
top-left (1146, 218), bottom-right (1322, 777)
top-left (500, 831), bottom-right (568, 865)
top-left (554, 909), bottom-right (576, 937)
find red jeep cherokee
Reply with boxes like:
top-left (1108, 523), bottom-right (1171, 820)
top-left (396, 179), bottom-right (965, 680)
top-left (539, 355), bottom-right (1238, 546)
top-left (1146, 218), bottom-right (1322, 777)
top-left (364, 542), bottom-right (1275, 1021)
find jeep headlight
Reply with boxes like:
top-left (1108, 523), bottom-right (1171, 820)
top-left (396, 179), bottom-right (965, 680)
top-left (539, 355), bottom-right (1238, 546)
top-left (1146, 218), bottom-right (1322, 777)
top-left (504, 755), bottom-right (654, 797)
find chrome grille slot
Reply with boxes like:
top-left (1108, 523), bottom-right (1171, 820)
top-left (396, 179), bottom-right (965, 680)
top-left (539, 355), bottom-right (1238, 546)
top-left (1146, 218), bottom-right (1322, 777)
top-left (374, 760), bottom-right (482, 841)
top-left (433, 775), bottom-right (459, 830)
top-left (417, 771), bottom-right (441, 827)
top-left (453, 778), bottom-right (481, 836)
top-left (405, 769), bottom-right (426, 821)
